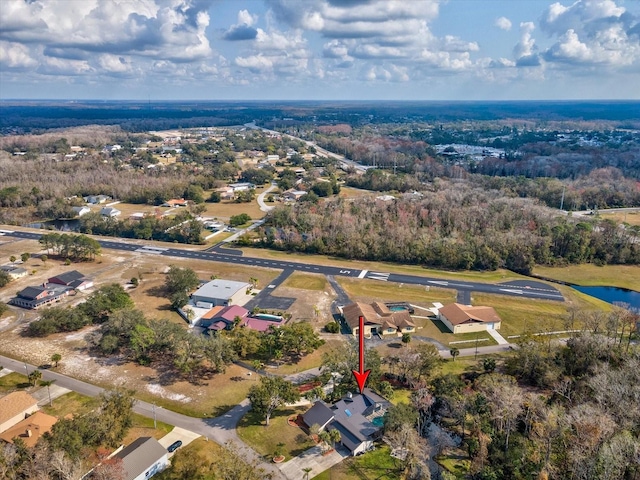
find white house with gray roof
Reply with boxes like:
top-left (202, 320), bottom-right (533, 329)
top-left (114, 437), bottom-right (168, 480)
top-left (191, 279), bottom-right (251, 307)
top-left (301, 388), bottom-right (390, 456)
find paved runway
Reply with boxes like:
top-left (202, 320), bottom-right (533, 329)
top-left (2, 230), bottom-right (565, 302)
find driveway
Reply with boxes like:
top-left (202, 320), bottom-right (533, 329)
top-left (278, 444), bottom-right (348, 480)
top-left (257, 183), bottom-right (277, 212)
top-left (158, 427), bottom-right (201, 457)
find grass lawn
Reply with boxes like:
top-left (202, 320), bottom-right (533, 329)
top-left (237, 406), bottom-right (315, 462)
top-left (534, 264), bottom-right (640, 291)
top-left (274, 339), bottom-right (344, 375)
top-left (0, 372), bottom-right (31, 394)
top-left (41, 391), bottom-right (99, 417)
top-left (338, 277), bottom-right (457, 305)
top-left (599, 210), bottom-right (640, 226)
top-left (283, 273), bottom-right (328, 291)
top-left (313, 445), bottom-right (402, 480)
top-left (239, 247), bottom-right (527, 284)
top-left (437, 449), bottom-right (471, 477)
top-left (122, 414), bottom-right (174, 444)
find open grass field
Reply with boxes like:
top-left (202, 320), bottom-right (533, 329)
top-left (313, 445), bottom-right (401, 480)
top-left (337, 186), bottom-right (376, 200)
top-left (534, 264), bottom-right (640, 290)
top-left (239, 247), bottom-right (527, 284)
top-left (338, 277), bottom-right (456, 305)
top-left (201, 193), bottom-right (266, 221)
top-left (283, 272), bottom-right (328, 291)
top-left (237, 406), bottom-right (316, 462)
top-left (599, 210), bottom-right (640, 226)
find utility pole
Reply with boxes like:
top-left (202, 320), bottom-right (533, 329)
top-left (153, 403), bottom-right (157, 429)
top-left (475, 335), bottom-right (479, 360)
top-left (560, 184), bottom-right (566, 211)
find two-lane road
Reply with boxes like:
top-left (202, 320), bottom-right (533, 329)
top-left (1, 229), bottom-right (564, 301)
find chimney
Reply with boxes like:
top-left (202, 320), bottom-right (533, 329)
top-left (347, 392), bottom-right (352, 399)
top-left (26, 429), bottom-right (32, 437)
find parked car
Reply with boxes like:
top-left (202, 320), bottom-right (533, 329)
top-left (167, 440), bottom-right (182, 452)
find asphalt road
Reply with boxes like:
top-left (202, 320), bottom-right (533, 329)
top-left (0, 354), bottom-right (287, 480)
top-left (1, 230), bottom-right (564, 301)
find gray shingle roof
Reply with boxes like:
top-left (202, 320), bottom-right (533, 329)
top-left (302, 401), bottom-right (334, 429)
top-left (115, 437), bottom-right (167, 480)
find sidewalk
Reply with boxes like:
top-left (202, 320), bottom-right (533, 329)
top-left (30, 383), bottom-right (71, 406)
top-left (487, 328), bottom-right (509, 345)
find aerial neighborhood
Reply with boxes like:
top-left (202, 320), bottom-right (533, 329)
top-left (0, 104), bottom-right (639, 480)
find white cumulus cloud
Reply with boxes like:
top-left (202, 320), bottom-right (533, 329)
top-left (495, 16), bottom-right (512, 31)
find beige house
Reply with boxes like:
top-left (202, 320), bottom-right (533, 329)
top-left (0, 392), bottom-right (39, 434)
top-left (0, 411), bottom-right (58, 447)
top-left (343, 302), bottom-right (415, 337)
top-left (438, 303), bottom-right (502, 334)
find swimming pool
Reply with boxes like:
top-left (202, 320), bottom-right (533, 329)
top-left (254, 313), bottom-right (283, 321)
top-left (372, 416), bottom-right (385, 427)
top-left (388, 306), bottom-right (407, 312)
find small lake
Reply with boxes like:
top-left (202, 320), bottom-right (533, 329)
top-left (573, 285), bottom-right (640, 311)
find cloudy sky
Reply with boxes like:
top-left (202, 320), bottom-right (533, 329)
top-left (1, 0), bottom-right (639, 100)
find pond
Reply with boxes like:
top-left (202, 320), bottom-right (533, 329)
top-left (572, 285), bottom-right (640, 311)
top-left (24, 219), bottom-right (80, 231)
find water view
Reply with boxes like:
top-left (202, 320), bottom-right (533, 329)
top-left (573, 285), bottom-right (640, 311)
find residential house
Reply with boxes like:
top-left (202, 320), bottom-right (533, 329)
top-left (302, 388), bottom-right (391, 456)
top-left (161, 198), bottom-right (189, 208)
top-left (266, 154), bottom-right (280, 162)
top-left (0, 411), bottom-right (58, 447)
top-left (191, 279), bottom-right (251, 308)
top-left (215, 186), bottom-right (235, 200)
top-left (228, 182), bottom-right (255, 192)
top-left (200, 305), bottom-right (249, 332)
top-left (283, 190), bottom-right (308, 202)
top-left (437, 303), bottom-right (502, 334)
top-left (0, 265), bottom-right (28, 279)
top-left (0, 392), bottom-right (39, 434)
top-left (113, 437), bottom-right (169, 480)
top-left (83, 195), bottom-right (110, 204)
top-left (342, 302), bottom-right (415, 338)
top-left (10, 284), bottom-right (73, 309)
top-left (100, 207), bottom-right (121, 218)
top-left (48, 270), bottom-right (94, 291)
top-left (72, 206), bottom-right (91, 217)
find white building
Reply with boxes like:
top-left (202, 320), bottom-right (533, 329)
top-left (114, 437), bottom-right (169, 480)
top-left (191, 279), bottom-right (250, 307)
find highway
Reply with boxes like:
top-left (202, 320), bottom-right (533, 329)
top-left (2, 229), bottom-right (564, 301)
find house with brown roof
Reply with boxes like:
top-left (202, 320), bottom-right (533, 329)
top-left (0, 392), bottom-right (39, 434)
top-left (0, 411), bottom-right (58, 447)
top-left (342, 302), bottom-right (415, 338)
top-left (437, 303), bottom-right (502, 334)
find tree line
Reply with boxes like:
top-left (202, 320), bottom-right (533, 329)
top-left (258, 183), bottom-right (640, 274)
top-left (39, 233), bottom-right (101, 261)
top-left (379, 310), bottom-right (640, 480)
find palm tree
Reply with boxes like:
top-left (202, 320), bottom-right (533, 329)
top-left (450, 347), bottom-right (460, 362)
top-left (302, 467), bottom-right (313, 480)
top-left (39, 380), bottom-right (55, 406)
top-left (328, 429), bottom-right (341, 451)
top-left (249, 277), bottom-right (258, 289)
top-left (51, 353), bottom-right (61, 368)
top-left (28, 369), bottom-right (42, 387)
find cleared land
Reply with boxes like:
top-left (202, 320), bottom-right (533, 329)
top-left (283, 272), bottom-right (328, 291)
top-left (534, 264), bottom-right (640, 290)
top-left (599, 210), bottom-right (640, 226)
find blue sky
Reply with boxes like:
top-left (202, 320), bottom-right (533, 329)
top-left (1, 0), bottom-right (639, 100)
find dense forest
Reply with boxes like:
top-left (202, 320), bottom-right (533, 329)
top-left (259, 182), bottom-right (640, 273)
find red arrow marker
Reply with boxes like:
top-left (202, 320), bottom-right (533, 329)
top-left (352, 315), bottom-right (370, 394)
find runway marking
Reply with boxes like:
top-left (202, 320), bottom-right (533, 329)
top-left (367, 272), bottom-right (390, 281)
top-left (357, 270), bottom-right (368, 279)
top-left (499, 288), bottom-right (523, 295)
top-left (429, 280), bottom-right (449, 286)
